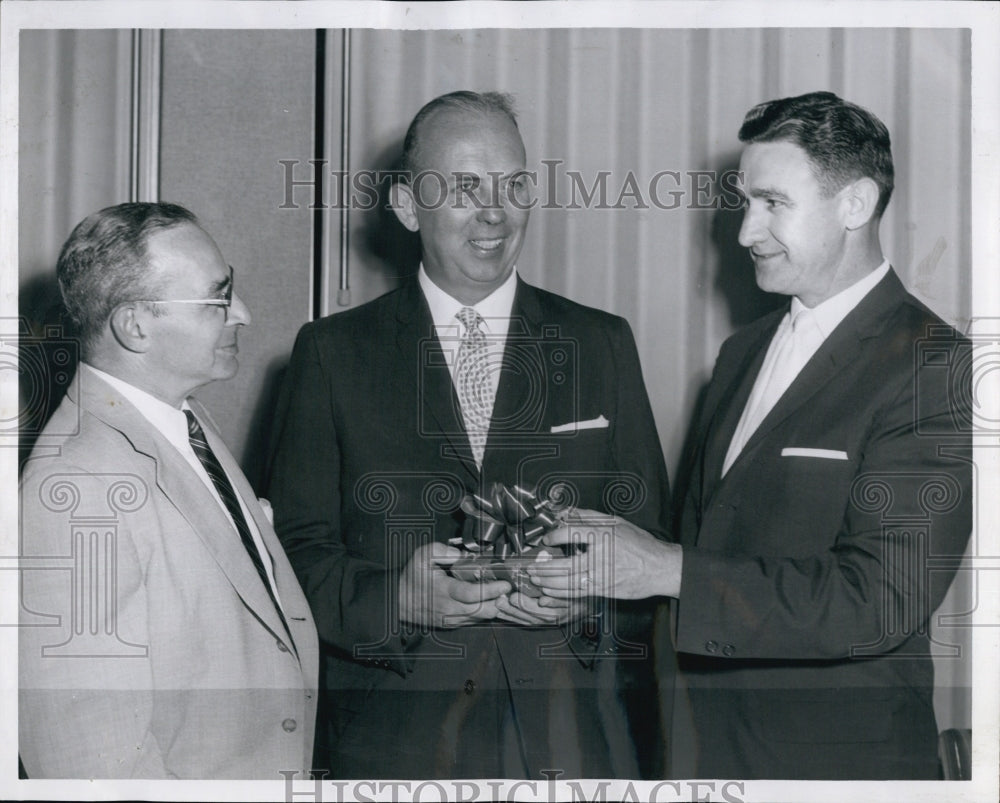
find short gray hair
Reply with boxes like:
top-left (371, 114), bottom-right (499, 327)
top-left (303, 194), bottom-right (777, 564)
top-left (56, 202), bottom-right (198, 355)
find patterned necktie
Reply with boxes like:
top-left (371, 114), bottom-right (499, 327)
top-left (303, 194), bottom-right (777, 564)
top-left (184, 410), bottom-right (291, 641)
top-left (454, 306), bottom-right (496, 468)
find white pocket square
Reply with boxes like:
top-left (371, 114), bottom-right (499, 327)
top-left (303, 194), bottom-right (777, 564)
top-left (781, 447), bottom-right (849, 460)
top-left (550, 415), bottom-right (610, 434)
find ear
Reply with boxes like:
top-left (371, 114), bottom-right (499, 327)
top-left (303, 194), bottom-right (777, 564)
top-left (109, 304), bottom-right (153, 354)
top-left (841, 177), bottom-right (880, 230)
top-left (390, 181), bottom-right (421, 233)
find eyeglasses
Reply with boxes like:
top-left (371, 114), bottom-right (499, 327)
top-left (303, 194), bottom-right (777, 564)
top-left (132, 265), bottom-right (235, 321)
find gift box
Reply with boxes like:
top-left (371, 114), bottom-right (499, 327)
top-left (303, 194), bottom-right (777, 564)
top-left (448, 483), bottom-right (568, 597)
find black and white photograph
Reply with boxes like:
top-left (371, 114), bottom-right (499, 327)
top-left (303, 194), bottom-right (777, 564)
top-left (2, 2), bottom-right (998, 801)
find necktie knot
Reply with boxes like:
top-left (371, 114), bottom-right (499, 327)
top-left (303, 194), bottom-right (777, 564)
top-left (791, 307), bottom-right (814, 335)
top-left (456, 306), bottom-right (483, 335)
top-left (184, 409), bottom-right (204, 440)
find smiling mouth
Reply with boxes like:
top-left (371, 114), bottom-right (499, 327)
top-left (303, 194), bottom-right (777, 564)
top-left (469, 238), bottom-right (505, 253)
top-left (751, 250), bottom-right (782, 260)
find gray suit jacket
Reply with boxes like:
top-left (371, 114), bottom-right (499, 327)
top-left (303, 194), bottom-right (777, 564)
top-left (19, 367), bottom-right (320, 779)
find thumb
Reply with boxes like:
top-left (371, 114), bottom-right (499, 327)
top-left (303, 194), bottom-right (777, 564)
top-left (542, 524), bottom-right (592, 548)
top-left (427, 541), bottom-right (463, 566)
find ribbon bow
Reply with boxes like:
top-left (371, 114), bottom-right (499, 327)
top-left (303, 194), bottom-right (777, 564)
top-left (456, 483), bottom-right (563, 559)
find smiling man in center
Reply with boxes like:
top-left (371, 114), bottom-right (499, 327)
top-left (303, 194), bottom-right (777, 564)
top-left (266, 91), bottom-right (672, 778)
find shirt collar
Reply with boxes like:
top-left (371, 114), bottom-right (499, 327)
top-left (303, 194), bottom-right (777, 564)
top-left (83, 363), bottom-right (193, 450)
top-left (791, 260), bottom-right (890, 338)
top-left (417, 264), bottom-right (518, 338)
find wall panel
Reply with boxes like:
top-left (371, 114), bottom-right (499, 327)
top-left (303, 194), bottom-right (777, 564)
top-left (158, 29), bottom-right (316, 483)
top-left (18, 30), bottom-right (131, 295)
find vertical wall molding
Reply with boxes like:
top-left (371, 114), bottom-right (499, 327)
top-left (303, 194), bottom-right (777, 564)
top-left (317, 29), bottom-right (352, 318)
top-left (130, 29), bottom-right (162, 202)
top-left (337, 29), bottom-right (353, 309)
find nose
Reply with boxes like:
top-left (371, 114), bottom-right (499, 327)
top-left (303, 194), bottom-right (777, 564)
top-left (738, 203), bottom-right (763, 249)
top-left (476, 181), bottom-right (507, 225)
top-left (227, 291), bottom-right (252, 326)
top-left (478, 205), bottom-right (506, 225)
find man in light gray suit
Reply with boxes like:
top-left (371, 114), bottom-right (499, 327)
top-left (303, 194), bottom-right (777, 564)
top-left (19, 202), bottom-right (319, 779)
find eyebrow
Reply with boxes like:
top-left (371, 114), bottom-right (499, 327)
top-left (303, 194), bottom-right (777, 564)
top-left (207, 268), bottom-right (233, 297)
top-left (449, 170), bottom-right (525, 183)
top-left (748, 186), bottom-right (792, 203)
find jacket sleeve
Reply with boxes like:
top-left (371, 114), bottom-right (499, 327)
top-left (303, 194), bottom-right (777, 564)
top-left (607, 316), bottom-right (672, 540)
top-left (265, 324), bottom-right (414, 672)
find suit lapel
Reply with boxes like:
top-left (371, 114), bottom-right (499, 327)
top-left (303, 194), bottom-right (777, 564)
top-left (699, 317), bottom-right (780, 502)
top-left (482, 279), bottom-right (539, 474)
top-left (394, 281), bottom-right (480, 480)
top-left (710, 269), bottom-right (908, 487)
top-left (189, 402), bottom-right (298, 648)
top-left (77, 370), bottom-right (294, 644)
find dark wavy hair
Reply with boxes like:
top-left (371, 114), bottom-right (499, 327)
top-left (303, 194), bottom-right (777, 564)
top-left (739, 91), bottom-right (894, 218)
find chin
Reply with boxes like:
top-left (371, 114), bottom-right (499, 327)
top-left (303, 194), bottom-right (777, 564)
top-left (213, 357), bottom-right (240, 381)
top-left (466, 261), bottom-right (514, 286)
top-left (754, 268), bottom-right (786, 296)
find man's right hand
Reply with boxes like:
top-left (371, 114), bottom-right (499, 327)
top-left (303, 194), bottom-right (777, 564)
top-left (398, 542), bottom-right (512, 628)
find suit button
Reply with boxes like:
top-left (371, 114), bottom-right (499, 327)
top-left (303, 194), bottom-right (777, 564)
top-left (705, 640), bottom-right (719, 654)
top-left (463, 679), bottom-right (476, 695)
top-left (282, 718), bottom-right (297, 732)
top-left (722, 643), bottom-right (736, 657)
top-left (276, 640), bottom-right (289, 652)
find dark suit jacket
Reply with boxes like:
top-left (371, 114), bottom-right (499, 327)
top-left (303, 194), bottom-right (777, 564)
top-left (673, 269), bottom-right (972, 779)
top-left (266, 277), bottom-right (671, 778)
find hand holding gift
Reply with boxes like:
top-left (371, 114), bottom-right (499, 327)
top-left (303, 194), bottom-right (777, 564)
top-left (439, 484), bottom-right (592, 626)
top-left (527, 507), bottom-right (683, 600)
top-left (398, 541), bottom-right (512, 629)
top-left (448, 483), bottom-right (570, 598)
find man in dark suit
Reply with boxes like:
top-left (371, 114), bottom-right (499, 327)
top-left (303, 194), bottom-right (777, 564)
top-left (266, 91), bottom-right (671, 779)
top-left (531, 91), bottom-right (972, 779)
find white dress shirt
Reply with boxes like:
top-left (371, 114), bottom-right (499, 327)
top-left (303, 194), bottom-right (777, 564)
top-left (84, 363), bottom-right (283, 606)
top-left (722, 260), bottom-right (891, 476)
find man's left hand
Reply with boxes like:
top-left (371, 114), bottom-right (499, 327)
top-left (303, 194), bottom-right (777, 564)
top-left (495, 590), bottom-right (591, 626)
top-left (527, 508), bottom-right (683, 600)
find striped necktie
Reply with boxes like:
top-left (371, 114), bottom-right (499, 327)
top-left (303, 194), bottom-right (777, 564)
top-left (184, 410), bottom-right (291, 643)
